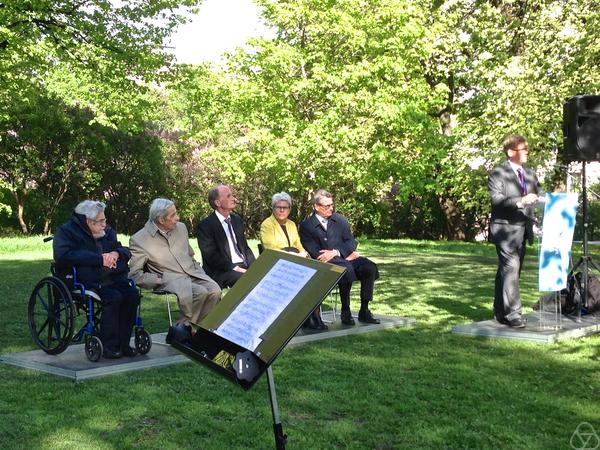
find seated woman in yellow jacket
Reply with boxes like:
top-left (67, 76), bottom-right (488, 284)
top-left (260, 192), bottom-right (308, 257)
top-left (260, 192), bottom-right (326, 331)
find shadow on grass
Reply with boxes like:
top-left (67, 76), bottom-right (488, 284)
top-left (1, 326), bottom-right (598, 449)
top-left (0, 259), bottom-right (53, 353)
top-left (370, 250), bottom-right (543, 328)
top-left (1, 245), bottom-right (599, 449)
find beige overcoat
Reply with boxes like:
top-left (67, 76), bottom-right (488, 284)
top-left (129, 221), bottom-right (220, 325)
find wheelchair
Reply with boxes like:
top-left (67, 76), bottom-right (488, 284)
top-left (27, 237), bottom-right (152, 362)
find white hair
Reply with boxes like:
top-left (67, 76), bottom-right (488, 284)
top-left (271, 192), bottom-right (292, 209)
top-left (74, 200), bottom-right (105, 220)
top-left (312, 189), bottom-right (333, 205)
top-left (149, 198), bottom-right (175, 222)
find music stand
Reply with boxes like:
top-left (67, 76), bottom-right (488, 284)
top-left (169, 249), bottom-right (345, 449)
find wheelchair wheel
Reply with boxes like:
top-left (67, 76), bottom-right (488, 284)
top-left (135, 328), bottom-right (152, 355)
top-left (85, 334), bottom-right (103, 362)
top-left (28, 277), bottom-right (75, 354)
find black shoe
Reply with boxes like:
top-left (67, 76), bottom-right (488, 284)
top-left (307, 316), bottom-right (322, 330)
top-left (166, 323), bottom-right (192, 345)
top-left (340, 310), bottom-right (355, 326)
top-left (314, 316), bottom-right (329, 331)
top-left (302, 315), bottom-right (318, 329)
top-left (507, 317), bottom-right (526, 328)
top-left (121, 346), bottom-right (138, 357)
top-left (495, 317), bottom-right (510, 325)
top-left (358, 309), bottom-right (380, 324)
top-left (103, 349), bottom-right (122, 359)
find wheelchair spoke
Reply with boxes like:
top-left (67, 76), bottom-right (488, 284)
top-left (37, 317), bottom-right (50, 335)
top-left (37, 293), bottom-right (49, 312)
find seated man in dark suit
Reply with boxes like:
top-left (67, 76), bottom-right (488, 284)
top-left (299, 189), bottom-right (380, 326)
top-left (196, 184), bottom-right (256, 288)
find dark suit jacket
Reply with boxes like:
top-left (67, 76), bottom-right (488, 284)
top-left (488, 160), bottom-right (542, 246)
top-left (299, 212), bottom-right (378, 284)
top-left (196, 212), bottom-right (255, 278)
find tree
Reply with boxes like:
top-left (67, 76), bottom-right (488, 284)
top-left (171, 0), bottom-right (450, 236)
top-left (167, 0), bottom-right (600, 239)
top-left (0, 88), bottom-right (166, 234)
top-left (0, 0), bottom-right (202, 126)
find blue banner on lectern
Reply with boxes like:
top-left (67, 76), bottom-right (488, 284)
top-left (538, 193), bottom-right (579, 292)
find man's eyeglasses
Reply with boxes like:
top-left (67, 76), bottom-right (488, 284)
top-left (317, 203), bottom-right (334, 209)
top-left (514, 146), bottom-right (528, 153)
top-left (89, 218), bottom-right (107, 225)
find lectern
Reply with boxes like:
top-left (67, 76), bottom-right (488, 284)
top-left (169, 249), bottom-right (345, 449)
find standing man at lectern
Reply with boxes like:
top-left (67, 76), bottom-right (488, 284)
top-left (488, 134), bottom-right (545, 328)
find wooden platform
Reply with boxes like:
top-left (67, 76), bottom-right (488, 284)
top-left (0, 313), bottom-right (415, 381)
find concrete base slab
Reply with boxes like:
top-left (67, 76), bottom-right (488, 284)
top-left (1, 313), bottom-right (415, 380)
top-left (0, 341), bottom-right (188, 381)
top-left (452, 311), bottom-right (600, 343)
top-left (291, 311), bottom-right (415, 346)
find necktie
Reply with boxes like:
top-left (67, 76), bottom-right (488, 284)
top-left (517, 168), bottom-right (526, 194)
top-left (224, 217), bottom-right (246, 263)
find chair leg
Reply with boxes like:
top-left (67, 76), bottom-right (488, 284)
top-left (167, 297), bottom-right (173, 326)
top-left (320, 289), bottom-right (339, 324)
top-left (331, 288), bottom-right (338, 322)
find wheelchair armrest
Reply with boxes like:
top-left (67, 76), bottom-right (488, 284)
top-left (72, 289), bottom-right (101, 301)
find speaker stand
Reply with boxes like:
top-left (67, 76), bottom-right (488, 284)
top-left (569, 161), bottom-right (600, 322)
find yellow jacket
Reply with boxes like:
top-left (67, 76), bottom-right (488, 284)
top-left (260, 214), bottom-right (307, 253)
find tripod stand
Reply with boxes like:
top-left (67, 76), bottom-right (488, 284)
top-left (569, 161), bottom-right (600, 322)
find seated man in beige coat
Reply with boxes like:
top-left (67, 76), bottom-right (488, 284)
top-left (129, 198), bottom-right (221, 330)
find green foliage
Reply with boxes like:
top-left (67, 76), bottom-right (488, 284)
top-left (0, 0), bottom-right (208, 235)
top-left (2, 0), bottom-right (600, 239)
top-left (0, 88), bottom-right (167, 234)
top-left (168, 0), bottom-right (453, 236)
top-left (0, 0), bottom-right (201, 88)
top-left (165, 0), bottom-right (600, 239)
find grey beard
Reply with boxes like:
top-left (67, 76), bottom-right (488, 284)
top-left (93, 230), bottom-right (106, 239)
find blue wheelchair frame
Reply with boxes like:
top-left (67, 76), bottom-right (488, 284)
top-left (28, 247), bottom-right (152, 362)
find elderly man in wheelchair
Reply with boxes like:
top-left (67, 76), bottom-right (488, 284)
top-left (51, 200), bottom-right (140, 359)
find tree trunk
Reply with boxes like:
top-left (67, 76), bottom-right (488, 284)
top-left (43, 218), bottom-right (51, 235)
top-left (14, 191), bottom-right (28, 233)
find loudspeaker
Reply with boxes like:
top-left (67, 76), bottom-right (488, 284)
top-left (563, 95), bottom-right (600, 162)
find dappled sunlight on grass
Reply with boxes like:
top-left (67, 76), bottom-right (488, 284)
top-left (1, 238), bottom-right (599, 449)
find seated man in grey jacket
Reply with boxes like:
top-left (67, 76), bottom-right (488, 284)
top-left (129, 198), bottom-right (221, 331)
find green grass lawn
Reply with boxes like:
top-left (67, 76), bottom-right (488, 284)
top-left (1, 237), bottom-right (599, 449)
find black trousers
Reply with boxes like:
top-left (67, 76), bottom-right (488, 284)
top-left (338, 258), bottom-right (378, 311)
top-left (212, 263), bottom-right (247, 289)
top-left (494, 238), bottom-right (526, 321)
top-left (98, 281), bottom-right (139, 352)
